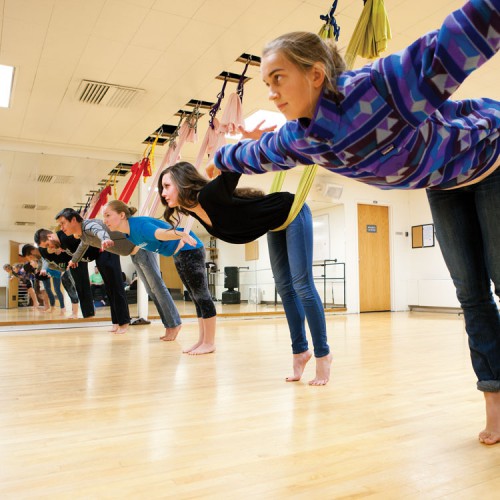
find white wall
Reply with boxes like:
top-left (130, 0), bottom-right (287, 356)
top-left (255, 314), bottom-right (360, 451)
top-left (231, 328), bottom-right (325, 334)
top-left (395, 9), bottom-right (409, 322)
top-left (195, 175), bottom-right (464, 313)
top-left (407, 190), bottom-right (460, 308)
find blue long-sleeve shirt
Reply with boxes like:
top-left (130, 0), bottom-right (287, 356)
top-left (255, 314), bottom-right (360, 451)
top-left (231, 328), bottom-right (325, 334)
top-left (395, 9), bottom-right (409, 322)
top-left (214, 0), bottom-right (500, 189)
top-left (126, 217), bottom-right (203, 256)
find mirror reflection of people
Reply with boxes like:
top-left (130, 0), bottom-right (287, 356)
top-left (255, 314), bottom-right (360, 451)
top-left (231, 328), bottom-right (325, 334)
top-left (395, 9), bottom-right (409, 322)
top-left (21, 244), bottom-right (67, 315)
top-left (3, 263), bottom-right (41, 310)
top-left (34, 229), bottom-right (87, 320)
top-left (56, 208), bottom-right (131, 335)
top-left (89, 266), bottom-right (106, 303)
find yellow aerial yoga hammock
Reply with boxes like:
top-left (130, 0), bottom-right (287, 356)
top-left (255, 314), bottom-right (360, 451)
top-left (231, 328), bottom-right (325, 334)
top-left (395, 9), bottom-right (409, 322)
top-left (344, 0), bottom-right (391, 69)
top-left (269, 166), bottom-right (318, 232)
top-left (270, 0), bottom-right (390, 232)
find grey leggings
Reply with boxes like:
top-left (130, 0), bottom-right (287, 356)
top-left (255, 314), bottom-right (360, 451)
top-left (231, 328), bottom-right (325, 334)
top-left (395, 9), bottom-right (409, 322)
top-left (174, 248), bottom-right (216, 319)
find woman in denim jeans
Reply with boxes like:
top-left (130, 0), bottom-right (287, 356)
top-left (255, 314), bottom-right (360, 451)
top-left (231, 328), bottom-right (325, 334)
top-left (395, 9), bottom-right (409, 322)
top-left (427, 170), bottom-right (500, 445)
top-left (203, 0), bottom-right (500, 442)
top-left (103, 200), bottom-right (217, 355)
top-left (158, 162), bottom-right (331, 386)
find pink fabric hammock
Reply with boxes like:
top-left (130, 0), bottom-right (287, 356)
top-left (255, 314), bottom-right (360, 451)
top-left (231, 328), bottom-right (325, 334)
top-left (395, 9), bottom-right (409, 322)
top-left (194, 117), bottom-right (222, 169)
top-left (217, 59), bottom-right (250, 136)
top-left (218, 93), bottom-right (243, 135)
top-left (140, 111), bottom-right (200, 216)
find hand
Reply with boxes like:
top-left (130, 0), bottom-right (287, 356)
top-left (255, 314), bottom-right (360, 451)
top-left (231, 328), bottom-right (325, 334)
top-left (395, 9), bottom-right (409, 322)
top-left (237, 120), bottom-right (276, 140)
top-left (68, 260), bottom-right (77, 269)
top-left (173, 240), bottom-right (185, 255)
top-left (181, 233), bottom-right (198, 247)
top-left (101, 239), bottom-right (115, 250)
top-left (205, 161), bottom-right (221, 179)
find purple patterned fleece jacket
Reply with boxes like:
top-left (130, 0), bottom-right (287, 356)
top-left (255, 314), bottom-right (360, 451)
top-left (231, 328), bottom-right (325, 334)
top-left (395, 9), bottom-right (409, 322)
top-left (214, 0), bottom-right (500, 189)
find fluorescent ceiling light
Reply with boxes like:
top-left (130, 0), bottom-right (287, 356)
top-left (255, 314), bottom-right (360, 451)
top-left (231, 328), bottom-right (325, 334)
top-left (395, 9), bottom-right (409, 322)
top-left (226, 109), bottom-right (286, 140)
top-left (0, 65), bottom-right (15, 108)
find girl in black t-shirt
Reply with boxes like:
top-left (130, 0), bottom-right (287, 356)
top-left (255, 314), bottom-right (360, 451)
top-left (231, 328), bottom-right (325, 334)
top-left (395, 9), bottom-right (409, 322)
top-left (158, 162), bottom-right (331, 386)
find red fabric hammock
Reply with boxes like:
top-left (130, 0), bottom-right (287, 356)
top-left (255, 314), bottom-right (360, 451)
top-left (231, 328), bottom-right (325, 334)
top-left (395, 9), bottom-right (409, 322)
top-left (119, 157), bottom-right (151, 204)
top-left (88, 184), bottom-right (112, 218)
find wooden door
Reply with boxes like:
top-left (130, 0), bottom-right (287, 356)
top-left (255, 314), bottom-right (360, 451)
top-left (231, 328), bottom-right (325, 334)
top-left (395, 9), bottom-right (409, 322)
top-left (159, 255), bottom-right (183, 294)
top-left (357, 204), bottom-right (391, 312)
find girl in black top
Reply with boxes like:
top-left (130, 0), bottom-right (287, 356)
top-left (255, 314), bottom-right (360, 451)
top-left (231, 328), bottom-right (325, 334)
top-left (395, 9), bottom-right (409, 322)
top-left (159, 162), bottom-right (331, 385)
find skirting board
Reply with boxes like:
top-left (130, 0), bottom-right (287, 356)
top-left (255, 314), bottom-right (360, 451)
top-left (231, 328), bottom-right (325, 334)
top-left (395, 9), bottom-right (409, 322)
top-left (409, 305), bottom-right (463, 315)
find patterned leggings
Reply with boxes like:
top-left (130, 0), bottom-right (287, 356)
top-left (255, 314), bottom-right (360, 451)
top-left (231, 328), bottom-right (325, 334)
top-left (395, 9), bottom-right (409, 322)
top-left (174, 248), bottom-right (216, 319)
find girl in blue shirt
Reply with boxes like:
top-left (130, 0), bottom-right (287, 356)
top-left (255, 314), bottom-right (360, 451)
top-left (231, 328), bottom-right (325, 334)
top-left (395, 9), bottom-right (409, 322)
top-left (103, 200), bottom-right (217, 355)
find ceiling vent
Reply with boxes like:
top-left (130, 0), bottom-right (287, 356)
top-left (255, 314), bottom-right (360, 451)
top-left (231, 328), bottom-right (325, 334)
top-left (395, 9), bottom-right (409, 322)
top-left (37, 174), bottom-right (74, 184)
top-left (14, 221), bottom-right (35, 226)
top-left (21, 204), bottom-right (49, 210)
top-left (76, 80), bottom-right (144, 108)
top-left (52, 175), bottom-right (74, 184)
top-left (37, 174), bottom-right (54, 183)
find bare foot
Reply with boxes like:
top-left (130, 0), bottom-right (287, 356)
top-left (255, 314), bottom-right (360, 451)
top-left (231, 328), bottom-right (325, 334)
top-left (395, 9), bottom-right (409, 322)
top-left (109, 324), bottom-right (119, 333)
top-left (67, 315), bottom-right (78, 320)
top-left (479, 391), bottom-right (500, 445)
top-left (309, 353), bottom-right (333, 386)
top-left (286, 350), bottom-right (313, 382)
top-left (114, 324), bottom-right (129, 335)
top-left (183, 341), bottom-right (202, 353)
top-left (60, 308), bottom-right (66, 316)
top-left (160, 325), bottom-right (182, 341)
top-left (188, 343), bottom-right (216, 355)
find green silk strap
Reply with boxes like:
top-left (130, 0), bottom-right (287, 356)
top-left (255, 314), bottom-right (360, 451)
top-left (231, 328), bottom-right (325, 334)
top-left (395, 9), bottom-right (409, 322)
top-left (269, 164), bottom-right (318, 232)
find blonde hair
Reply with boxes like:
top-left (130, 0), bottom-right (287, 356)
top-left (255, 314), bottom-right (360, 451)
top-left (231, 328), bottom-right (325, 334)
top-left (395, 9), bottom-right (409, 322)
top-left (263, 31), bottom-right (346, 102)
top-left (105, 199), bottom-right (137, 219)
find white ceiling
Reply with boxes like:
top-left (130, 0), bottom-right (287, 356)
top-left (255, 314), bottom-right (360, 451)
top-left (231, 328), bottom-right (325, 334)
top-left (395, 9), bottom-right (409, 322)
top-left (0, 0), bottom-right (498, 233)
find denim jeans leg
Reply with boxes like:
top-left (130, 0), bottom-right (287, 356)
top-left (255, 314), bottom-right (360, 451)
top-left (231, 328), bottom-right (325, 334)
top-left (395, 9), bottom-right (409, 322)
top-left (50, 272), bottom-right (65, 308)
top-left (427, 168), bottom-right (500, 392)
top-left (268, 204), bottom-right (329, 357)
top-left (131, 249), bottom-right (181, 328)
top-left (42, 278), bottom-right (56, 307)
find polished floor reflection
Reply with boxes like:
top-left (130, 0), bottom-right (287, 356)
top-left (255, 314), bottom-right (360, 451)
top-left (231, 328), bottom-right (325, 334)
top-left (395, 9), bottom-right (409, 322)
top-left (0, 300), bottom-right (291, 327)
top-left (1, 311), bottom-right (499, 498)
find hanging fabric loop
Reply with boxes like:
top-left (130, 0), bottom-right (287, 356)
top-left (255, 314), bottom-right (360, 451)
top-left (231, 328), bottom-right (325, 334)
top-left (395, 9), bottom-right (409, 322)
top-left (208, 75), bottom-right (228, 129)
top-left (236, 57), bottom-right (251, 101)
top-left (319, 0), bottom-right (341, 41)
top-left (269, 165), bottom-right (318, 232)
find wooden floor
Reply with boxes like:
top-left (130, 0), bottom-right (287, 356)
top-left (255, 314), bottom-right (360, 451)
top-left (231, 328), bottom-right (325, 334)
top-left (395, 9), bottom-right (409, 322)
top-left (1, 311), bottom-right (500, 499)
top-left (0, 300), bottom-right (301, 328)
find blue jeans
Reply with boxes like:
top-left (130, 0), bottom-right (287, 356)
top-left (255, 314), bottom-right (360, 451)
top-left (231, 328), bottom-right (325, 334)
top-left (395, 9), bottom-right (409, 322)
top-left (131, 249), bottom-right (181, 328)
top-left (267, 204), bottom-right (329, 358)
top-left (47, 269), bottom-right (65, 308)
top-left (427, 168), bottom-right (500, 392)
top-left (42, 278), bottom-right (55, 307)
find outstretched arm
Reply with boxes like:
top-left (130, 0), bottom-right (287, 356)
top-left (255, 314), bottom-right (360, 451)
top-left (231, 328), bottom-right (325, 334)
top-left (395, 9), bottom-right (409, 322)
top-left (372, 0), bottom-right (500, 126)
top-left (154, 229), bottom-right (197, 247)
top-left (213, 122), bottom-right (312, 175)
top-left (237, 120), bottom-right (277, 140)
